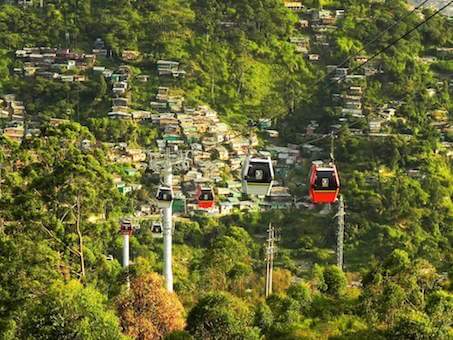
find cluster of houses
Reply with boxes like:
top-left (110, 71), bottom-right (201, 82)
top-left (107, 65), bottom-right (136, 120)
top-left (98, 53), bottom-right (300, 214)
top-left (0, 94), bottom-right (32, 143)
top-left (13, 47), bottom-right (97, 81)
top-left (287, 5), bottom-right (345, 62)
top-left (106, 99), bottom-right (302, 215)
top-left (326, 64), bottom-right (398, 134)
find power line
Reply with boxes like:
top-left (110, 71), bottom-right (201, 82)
top-left (326, 0), bottom-right (453, 90)
top-left (303, 0), bottom-right (451, 106)
top-left (297, 1), bottom-right (452, 145)
top-left (322, 0), bottom-right (432, 80)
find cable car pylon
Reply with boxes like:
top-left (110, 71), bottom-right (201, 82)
top-left (148, 148), bottom-right (190, 292)
top-left (336, 196), bottom-right (345, 270)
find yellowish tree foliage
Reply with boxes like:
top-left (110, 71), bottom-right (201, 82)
top-left (272, 268), bottom-right (293, 294)
top-left (117, 273), bottom-right (185, 339)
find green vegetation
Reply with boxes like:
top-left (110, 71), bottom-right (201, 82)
top-left (0, 0), bottom-right (451, 339)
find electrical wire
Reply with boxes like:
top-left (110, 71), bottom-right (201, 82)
top-left (324, 0), bottom-right (453, 92)
top-left (321, 0), bottom-right (432, 81)
top-left (297, 0), bottom-right (452, 146)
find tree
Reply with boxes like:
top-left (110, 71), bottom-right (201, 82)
top-left (253, 302), bottom-right (273, 334)
top-left (97, 74), bottom-right (107, 100)
top-left (117, 272), bottom-right (185, 340)
top-left (315, 265), bottom-right (347, 298)
top-left (389, 311), bottom-right (434, 340)
top-left (287, 282), bottom-right (312, 314)
top-left (186, 292), bottom-right (259, 340)
top-left (425, 291), bottom-right (453, 339)
top-left (20, 280), bottom-right (125, 339)
top-left (0, 234), bottom-right (61, 337)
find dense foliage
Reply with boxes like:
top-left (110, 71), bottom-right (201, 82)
top-left (0, 0), bottom-right (451, 339)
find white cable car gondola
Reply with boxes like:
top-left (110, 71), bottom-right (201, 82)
top-left (151, 222), bottom-right (163, 238)
top-left (241, 156), bottom-right (274, 196)
top-left (156, 185), bottom-right (173, 209)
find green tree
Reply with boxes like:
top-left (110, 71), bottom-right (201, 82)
top-left (20, 280), bottom-right (125, 339)
top-left (186, 292), bottom-right (259, 340)
top-left (316, 265), bottom-right (347, 298)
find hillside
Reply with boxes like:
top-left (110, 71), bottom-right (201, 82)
top-left (0, 0), bottom-right (452, 339)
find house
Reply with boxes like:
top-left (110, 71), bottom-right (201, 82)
top-left (117, 182), bottom-right (132, 195)
top-left (379, 107), bottom-right (396, 120)
top-left (342, 108), bottom-right (364, 117)
top-left (436, 47), bottom-right (453, 59)
top-left (48, 118), bottom-right (69, 126)
top-left (121, 50), bottom-right (140, 61)
top-left (336, 9), bottom-right (345, 19)
top-left (108, 111), bottom-right (131, 120)
top-left (124, 168), bottom-right (138, 176)
top-left (345, 101), bottom-right (362, 110)
top-left (368, 117), bottom-right (385, 133)
top-left (131, 111), bottom-right (151, 120)
top-left (136, 75), bottom-right (149, 82)
top-left (113, 81), bottom-right (128, 95)
top-left (336, 67), bottom-right (349, 77)
top-left (298, 19), bottom-right (309, 28)
top-left (219, 202), bottom-right (234, 215)
top-left (284, 2), bottom-right (303, 11)
top-left (67, 60), bottom-right (76, 70)
top-left (18, 0), bottom-right (34, 6)
top-left (215, 145), bottom-right (229, 161)
top-left (219, 21), bottom-right (237, 28)
top-left (157, 60), bottom-right (183, 77)
top-left (353, 55), bottom-right (368, 64)
top-left (349, 86), bottom-right (362, 96)
top-left (92, 49), bottom-right (108, 57)
top-left (3, 126), bottom-right (24, 142)
top-left (60, 75), bottom-right (74, 82)
top-left (156, 87), bottom-right (169, 101)
top-left (305, 120), bottom-right (319, 135)
top-left (0, 110), bottom-right (9, 119)
top-left (426, 88), bottom-right (436, 97)
top-left (94, 38), bottom-right (105, 49)
top-left (112, 97), bottom-right (128, 107)
top-left (265, 130), bottom-right (279, 138)
top-left (151, 101), bottom-right (168, 111)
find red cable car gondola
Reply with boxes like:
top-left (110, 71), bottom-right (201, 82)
top-left (196, 185), bottom-right (215, 209)
top-left (309, 162), bottom-right (340, 204)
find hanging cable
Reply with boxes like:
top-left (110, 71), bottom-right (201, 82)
top-left (324, 0), bottom-right (453, 92)
top-left (303, 0), bottom-right (451, 104)
top-left (321, 0), bottom-right (432, 81)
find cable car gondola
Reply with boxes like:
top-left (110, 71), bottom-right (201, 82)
top-left (241, 156), bottom-right (274, 196)
top-left (120, 218), bottom-right (134, 235)
top-left (151, 222), bottom-right (163, 238)
top-left (156, 185), bottom-right (173, 209)
top-left (309, 162), bottom-right (340, 204)
top-left (196, 185), bottom-right (215, 209)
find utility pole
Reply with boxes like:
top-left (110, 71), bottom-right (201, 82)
top-left (75, 193), bottom-right (85, 278)
top-left (336, 195), bottom-right (345, 270)
top-left (162, 162), bottom-right (173, 292)
top-left (265, 223), bottom-right (276, 297)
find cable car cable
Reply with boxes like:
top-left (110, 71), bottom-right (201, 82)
top-left (322, 0), bottom-right (452, 94)
top-left (321, 0), bottom-right (432, 81)
top-left (303, 0), bottom-right (452, 105)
